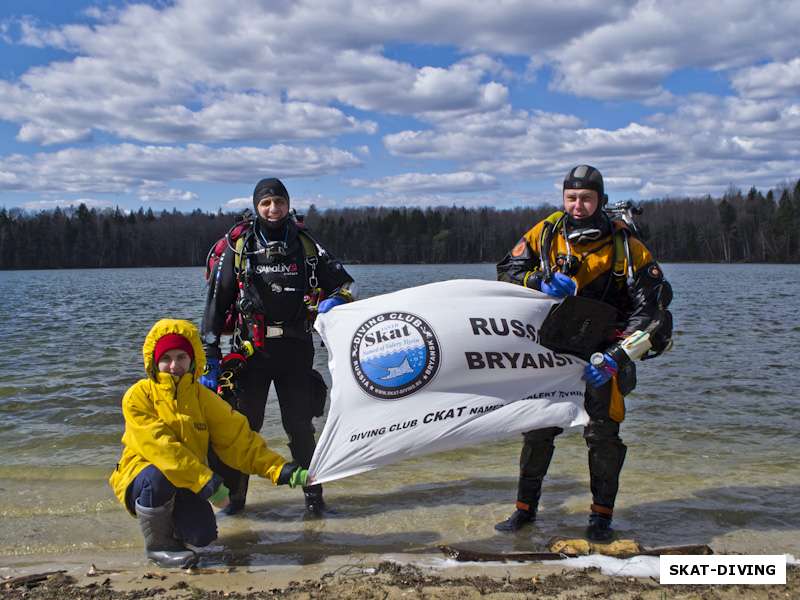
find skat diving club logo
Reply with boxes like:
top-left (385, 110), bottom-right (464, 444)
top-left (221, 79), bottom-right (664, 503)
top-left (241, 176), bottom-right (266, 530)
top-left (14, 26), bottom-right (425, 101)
top-left (351, 312), bottom-right (440, 400)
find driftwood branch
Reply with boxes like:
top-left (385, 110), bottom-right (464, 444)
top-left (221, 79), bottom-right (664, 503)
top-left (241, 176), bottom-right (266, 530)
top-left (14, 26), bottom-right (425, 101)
top-left (2, 570), bottom-right (67, 589)
top-left (439, 543), bottom-right (713, 563)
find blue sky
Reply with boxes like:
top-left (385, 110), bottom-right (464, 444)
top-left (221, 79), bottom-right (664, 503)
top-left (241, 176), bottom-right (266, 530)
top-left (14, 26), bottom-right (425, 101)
top-left (0, 0), bottom-right (798, 213)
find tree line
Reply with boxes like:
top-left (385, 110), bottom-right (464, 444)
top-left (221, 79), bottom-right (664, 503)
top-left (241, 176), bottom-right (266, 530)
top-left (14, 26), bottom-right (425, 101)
top-left (1, 179), bottom-right (799, 269)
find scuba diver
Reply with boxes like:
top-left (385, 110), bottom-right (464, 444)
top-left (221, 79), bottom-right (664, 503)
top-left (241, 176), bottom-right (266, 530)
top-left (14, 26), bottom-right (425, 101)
top-left (495, 165), bottom-right (672, 541)
top-left (200, 177), bottom-right (355, 517)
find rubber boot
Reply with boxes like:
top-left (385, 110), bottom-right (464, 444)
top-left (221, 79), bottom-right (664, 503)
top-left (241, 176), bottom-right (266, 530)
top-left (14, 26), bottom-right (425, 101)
top-left (494, 507), bottom-right (536, 532)
top-left (218, 473), bottom-right (248, 516)
top-left (303, 484), bottom-right (326, 518)
top-left (207, 448), bottom-right (248, 516)
top-left (586, 512), bottom-right (614, 542)
top-left (135, 499), bottom-right (197, 569)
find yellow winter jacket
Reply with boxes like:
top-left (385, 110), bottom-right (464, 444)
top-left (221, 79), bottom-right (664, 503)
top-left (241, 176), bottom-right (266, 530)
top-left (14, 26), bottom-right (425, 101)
top-left (109, 318), bottom-right (287, 514)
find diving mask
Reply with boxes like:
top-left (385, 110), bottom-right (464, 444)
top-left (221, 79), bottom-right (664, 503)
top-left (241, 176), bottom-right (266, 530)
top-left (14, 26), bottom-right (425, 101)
top-left (566, 227), bottom-right (604, 244)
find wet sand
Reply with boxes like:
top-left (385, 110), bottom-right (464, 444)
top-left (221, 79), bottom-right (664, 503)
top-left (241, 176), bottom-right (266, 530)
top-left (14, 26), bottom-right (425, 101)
top-left (2, 547), bottom-right (796, 599)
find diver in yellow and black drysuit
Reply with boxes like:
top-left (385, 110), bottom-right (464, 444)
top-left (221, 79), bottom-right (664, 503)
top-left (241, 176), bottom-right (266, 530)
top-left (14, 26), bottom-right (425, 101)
top-left (495, 165), bottom-right (672, 541)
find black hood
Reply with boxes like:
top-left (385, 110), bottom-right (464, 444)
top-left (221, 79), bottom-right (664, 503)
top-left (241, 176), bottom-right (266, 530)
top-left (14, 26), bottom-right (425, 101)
top-left (564, 209), bottom-right (611, 240)
top-left (252, 177), bottom-right (290, 230)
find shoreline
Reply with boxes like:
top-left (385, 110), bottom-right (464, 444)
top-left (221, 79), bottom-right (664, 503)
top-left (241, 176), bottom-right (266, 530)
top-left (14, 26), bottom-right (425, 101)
top-left (2, 548), bottom-right (797, 599)
top-left (2, 261), bottom-right (798, 273)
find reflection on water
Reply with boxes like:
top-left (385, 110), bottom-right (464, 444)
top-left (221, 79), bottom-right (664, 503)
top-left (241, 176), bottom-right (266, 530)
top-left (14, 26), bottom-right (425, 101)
top-left (1, 263), bottom-right (799, 561)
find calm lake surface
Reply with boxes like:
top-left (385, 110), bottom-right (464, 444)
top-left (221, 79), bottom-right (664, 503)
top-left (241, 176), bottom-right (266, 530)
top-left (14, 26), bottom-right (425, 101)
top-left (0, 263), bottom-right (798, 563)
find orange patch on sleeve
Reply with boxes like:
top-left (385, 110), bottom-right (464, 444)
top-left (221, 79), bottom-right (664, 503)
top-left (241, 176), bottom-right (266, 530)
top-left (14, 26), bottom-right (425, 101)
top-left (511, 241), bottom-right (526, 257)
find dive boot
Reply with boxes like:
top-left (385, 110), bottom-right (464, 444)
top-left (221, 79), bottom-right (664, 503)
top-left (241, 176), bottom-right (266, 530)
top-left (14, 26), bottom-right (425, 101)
top-left (303, 485), bottom-right (326, 518)
top-left (217, 498), bottom-right (245, 516)
top-left (494, 508), bottom-right (536, 532)
top-left (135, 499), bottom-right (198, 569)
top-left (218, 473), bottom-right (248, 516)
top-left (586, 512), bottom-right (614, 542)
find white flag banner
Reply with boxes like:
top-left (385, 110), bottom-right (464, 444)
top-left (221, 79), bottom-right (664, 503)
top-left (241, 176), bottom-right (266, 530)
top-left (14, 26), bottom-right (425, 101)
top-left (309, 279), bottom-right (589, 485)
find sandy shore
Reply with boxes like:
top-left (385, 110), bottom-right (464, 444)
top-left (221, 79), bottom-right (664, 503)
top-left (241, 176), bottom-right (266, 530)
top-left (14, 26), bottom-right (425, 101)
top-left (2, 547), bottom-right (796, 599)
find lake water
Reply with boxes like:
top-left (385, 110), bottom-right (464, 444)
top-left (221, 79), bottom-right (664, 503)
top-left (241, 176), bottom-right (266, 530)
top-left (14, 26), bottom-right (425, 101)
top-left (0, 263), bottom-right (798, 564)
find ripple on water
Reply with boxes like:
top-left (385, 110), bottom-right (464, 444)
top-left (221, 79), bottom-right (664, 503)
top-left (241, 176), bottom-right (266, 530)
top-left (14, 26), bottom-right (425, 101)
top-left (1, 264), bottom-right (799, 558)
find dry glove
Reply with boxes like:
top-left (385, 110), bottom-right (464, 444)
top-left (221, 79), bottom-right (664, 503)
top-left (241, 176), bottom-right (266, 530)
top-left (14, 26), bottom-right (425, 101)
top-left (539, 272), bottom-right (576, 298)
top-left (318, 296), bottom-right (347, 314)
top-left (199, 357), bottom-right (220, 391)
top-left (583, 353), bottom-right (618, 388)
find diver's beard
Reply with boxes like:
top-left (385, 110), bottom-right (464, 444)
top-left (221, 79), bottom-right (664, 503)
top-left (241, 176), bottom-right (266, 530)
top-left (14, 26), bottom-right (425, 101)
top-left (569, 215), bottom-right (595, 227)
top-left (260, 215), bottom-right (289, 230)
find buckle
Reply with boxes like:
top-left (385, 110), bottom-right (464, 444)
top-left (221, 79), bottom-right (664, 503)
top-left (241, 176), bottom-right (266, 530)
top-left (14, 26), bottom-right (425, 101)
top-left (265, 325), bottom-right (284, 338)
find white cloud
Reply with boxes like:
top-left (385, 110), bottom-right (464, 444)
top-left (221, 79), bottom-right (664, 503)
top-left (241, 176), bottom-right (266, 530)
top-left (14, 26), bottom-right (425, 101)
top-left (225, 196), bottom-right (251, 209)
top-left (0, 143), bottom-right (361, 194)
top-left (1, 0), bottom-right (799, 205)
top-left (21, 198), bottom-right (113, 211)
top-left (340, 191), bottom-right (502, 209)
top-left (383, 90), bottom-right (800, 198)
top-left (0, 170), bottom-right (20, 187)
top-left (547, 0), bottom-right (800, 101)
top-left (1, 1), bottom-right (533, 145)
top-left (350, 171), bottom-right (498, 194)
top-left (285, 52), bottom-right (508, 115)
top-left (137, 185), bottom-right (199, 203)
top-left (731, 58), bottom-right (800, 100)
top-left (604, 176), bottom-right (644, 191)
top-left (0, 80), bottom-right (376, 145)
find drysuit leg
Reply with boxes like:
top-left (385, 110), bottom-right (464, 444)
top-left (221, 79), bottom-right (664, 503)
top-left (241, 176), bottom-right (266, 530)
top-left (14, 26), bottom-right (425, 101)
top-left (584, 418), bottom-right (627, 512)
top-left (495, 426), bottom-right (562, 532)
top-left (517, 426), bottom-right (563, 512)
top-left (583, 383), bottom-right (627, 515)
top-left (208, 352), bottom-right (272, 512)
top-left (272, 337), bottom-right (324, 509)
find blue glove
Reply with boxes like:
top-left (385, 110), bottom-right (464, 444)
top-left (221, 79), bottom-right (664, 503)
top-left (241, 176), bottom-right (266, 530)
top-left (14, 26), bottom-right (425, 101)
top-left (199, 357), bottom-right (220, 391)
top-left (539, 272), bottom-right (576, 298)
top-left (318, 296), bottom-right (347, 314)
top-left (583, 353), bottom-right (618, 388)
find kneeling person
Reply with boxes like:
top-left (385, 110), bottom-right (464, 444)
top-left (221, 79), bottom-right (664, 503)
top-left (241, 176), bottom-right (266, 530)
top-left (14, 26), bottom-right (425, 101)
top-left (109, 319), bottom-right (308, 568)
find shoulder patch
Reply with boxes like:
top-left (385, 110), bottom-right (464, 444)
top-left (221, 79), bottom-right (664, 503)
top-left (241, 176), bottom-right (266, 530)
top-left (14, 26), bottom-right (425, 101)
top-left (511, 241), bottom-right (526, 257)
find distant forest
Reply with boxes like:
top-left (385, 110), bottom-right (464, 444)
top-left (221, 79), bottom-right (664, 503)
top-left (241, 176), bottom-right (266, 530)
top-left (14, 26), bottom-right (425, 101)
top-left (1, 179), bottom-right (799, 269)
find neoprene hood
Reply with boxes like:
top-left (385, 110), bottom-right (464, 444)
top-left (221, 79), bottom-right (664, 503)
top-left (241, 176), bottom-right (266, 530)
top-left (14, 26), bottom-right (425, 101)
top-left (563, 165), bottom-right (606, 206)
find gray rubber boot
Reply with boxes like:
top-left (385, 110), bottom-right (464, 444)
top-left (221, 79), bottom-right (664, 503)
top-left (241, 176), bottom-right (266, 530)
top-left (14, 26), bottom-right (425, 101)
top-left (135, 498), bottom-right (198, 569)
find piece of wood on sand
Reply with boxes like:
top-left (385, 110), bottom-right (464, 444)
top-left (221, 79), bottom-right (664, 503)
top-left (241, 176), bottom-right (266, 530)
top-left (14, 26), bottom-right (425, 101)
top-left (439, 540), bottom-right (713, 563)
top-left (2, 570), bottom-right (70, 589)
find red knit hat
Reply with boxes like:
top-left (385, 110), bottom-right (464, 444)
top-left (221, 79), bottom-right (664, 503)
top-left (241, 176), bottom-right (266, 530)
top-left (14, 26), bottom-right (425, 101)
top-left (154, 333), bottom-right (194, 364)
